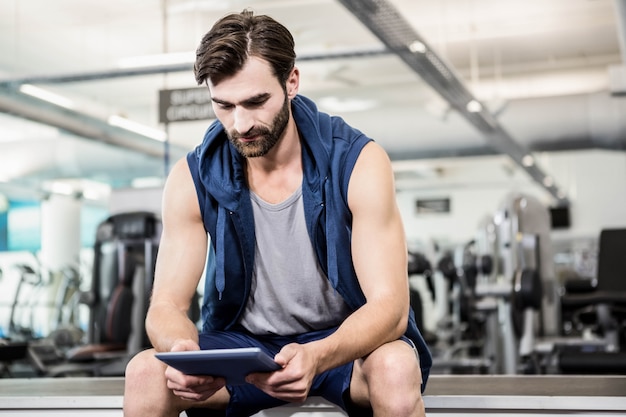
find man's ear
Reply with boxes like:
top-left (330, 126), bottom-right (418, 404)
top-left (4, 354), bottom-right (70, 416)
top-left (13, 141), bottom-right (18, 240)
top-left (286, 67), bottom-right (300, 99)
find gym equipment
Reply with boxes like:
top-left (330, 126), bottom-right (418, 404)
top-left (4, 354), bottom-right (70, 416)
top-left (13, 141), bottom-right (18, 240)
top-left (0, 341), bottom-right (28, 378)
top-left (431, 193), bottom-right (553, 375)
top-left (7, 263), bottom-right (43, 341)
top-left (407, 250), bottom-right (437, 345)
top-left (27, 211), bottom-right (162, 377)
top-left (557, 228), bottom-right (626, 374)
top-left (476, 193), bottom-right (554, 374)
top-left (52, 265), bottom-right (83, 337)
top-left (429, 245), bottom-right (494, 375)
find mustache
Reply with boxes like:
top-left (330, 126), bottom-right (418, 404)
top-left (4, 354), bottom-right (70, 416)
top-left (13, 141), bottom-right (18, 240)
top-left (229, 126), bottom-right (271, 140)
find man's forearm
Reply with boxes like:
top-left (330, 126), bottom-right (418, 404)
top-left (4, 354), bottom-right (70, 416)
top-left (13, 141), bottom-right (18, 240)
top-left (308, 299), bottom-right (407, 374)
top-left (146, 303), bottom-right (200, 352)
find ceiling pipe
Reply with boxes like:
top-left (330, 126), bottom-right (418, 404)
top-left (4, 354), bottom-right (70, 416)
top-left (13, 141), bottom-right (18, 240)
top-left (0, 47), bottom-right (389, 87)
top-left (336, 0), bottom-right (569, 206)
top-left (0, 86), bottom-right (188, 159)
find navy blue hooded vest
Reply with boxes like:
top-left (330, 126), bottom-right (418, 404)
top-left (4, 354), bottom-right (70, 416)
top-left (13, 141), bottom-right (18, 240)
top-left (186, 95), bottom-right (431, 389)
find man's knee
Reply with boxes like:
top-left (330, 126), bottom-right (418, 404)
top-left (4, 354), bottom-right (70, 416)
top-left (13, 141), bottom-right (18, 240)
top-left (124, 348), bottom-right (170, 402)
top-left (125, 349), bottom-right (160, 384)
top-left (364, 341), bottom-right (421, 385)
top-left (360, 341), bottom-right (424, 416)
top-left (124, 349), bottom-right (182, 417)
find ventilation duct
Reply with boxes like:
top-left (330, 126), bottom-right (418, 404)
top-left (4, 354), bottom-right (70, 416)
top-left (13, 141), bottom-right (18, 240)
top-left (0, 48), bottom-right (389, 87)
top-left (336, 0), bottom-right (569, 206)
top-left (0, 86), bottom-right (187, 159)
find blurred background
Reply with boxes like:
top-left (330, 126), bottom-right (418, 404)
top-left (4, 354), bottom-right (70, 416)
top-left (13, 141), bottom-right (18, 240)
top-left (0, 0), bottom-right (625, 379)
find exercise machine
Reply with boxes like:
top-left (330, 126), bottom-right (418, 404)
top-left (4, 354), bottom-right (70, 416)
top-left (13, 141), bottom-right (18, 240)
top-left (27, 211), bottom-right (162, 377)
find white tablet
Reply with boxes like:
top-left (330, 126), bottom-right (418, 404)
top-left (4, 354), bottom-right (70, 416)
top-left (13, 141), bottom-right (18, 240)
top-left (155, 347), bottom-right (281, 385)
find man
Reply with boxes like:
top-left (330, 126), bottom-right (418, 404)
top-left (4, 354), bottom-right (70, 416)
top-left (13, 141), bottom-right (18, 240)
top-left (124, 9), bottom-right (431, 417)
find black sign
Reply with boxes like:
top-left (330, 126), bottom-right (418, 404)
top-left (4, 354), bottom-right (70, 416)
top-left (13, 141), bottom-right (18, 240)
top-left (415, 198), bottom-right (450, 214)
top-left (159, 87), bottom-right (215, 123)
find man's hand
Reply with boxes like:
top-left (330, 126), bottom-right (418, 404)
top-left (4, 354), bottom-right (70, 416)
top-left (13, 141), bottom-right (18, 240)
top-left (246, 343), bottom-right (317, 403)
top-left (163, 340), bottom-right (226, 402)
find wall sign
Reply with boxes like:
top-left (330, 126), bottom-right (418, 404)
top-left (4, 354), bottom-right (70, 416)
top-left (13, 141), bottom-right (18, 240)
top-left (159, 87), bottom-right (215, 123)
top-left (415, 198), bottom-right (451, 214)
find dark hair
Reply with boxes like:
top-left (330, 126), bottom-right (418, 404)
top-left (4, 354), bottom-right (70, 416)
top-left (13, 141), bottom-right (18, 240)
top-left (194, 9), bottom-right (296, 86)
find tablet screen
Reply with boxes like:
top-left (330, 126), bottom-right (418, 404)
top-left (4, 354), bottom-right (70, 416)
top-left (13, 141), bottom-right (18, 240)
top-left (155, 347), bottom-right (280, 385)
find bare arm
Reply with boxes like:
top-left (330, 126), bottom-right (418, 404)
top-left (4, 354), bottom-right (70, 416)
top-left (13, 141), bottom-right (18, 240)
top-left (146, 157), bottom-right (209, 353)
top-left (148, 158), bottom-right (228, 403)
top-left (310, 141), bottom-right (409, 370)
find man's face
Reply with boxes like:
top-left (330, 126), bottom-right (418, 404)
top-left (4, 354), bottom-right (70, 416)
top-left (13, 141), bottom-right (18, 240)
top-left (208, 57), bottom-right (296, 158)
top-left (226, 93), bottom-right (289, 158)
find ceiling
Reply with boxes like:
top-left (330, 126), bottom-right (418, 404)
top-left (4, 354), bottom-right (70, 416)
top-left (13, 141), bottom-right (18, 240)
top-left (0, 0), bottom-right (624, 204)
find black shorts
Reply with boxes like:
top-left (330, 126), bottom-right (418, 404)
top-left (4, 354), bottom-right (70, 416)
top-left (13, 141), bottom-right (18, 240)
top-left (196, 327), bottom-right (418, 417)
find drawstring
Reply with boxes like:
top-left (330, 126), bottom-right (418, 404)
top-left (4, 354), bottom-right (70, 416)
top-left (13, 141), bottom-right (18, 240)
top-left (324, 177), bottom-right (339, 290)
top-left (205, 239), bottom-right (217, 296)
top-left (215, 206), bottom-right (226, 300)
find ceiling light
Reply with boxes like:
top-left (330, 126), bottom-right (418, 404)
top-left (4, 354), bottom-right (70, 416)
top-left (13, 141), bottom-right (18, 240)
top-left (19, 84), bottom-right (75, 109)
top-left (521, 155), bottom-right (535, 167)
top-left (408, 40), bottom-right (427, 54)
top-left (466, 100), bottom-right (482, 113)
top-left (117, 51), bottom-right (195, 69)
top-left (108, 115), bottom-right (167, 142)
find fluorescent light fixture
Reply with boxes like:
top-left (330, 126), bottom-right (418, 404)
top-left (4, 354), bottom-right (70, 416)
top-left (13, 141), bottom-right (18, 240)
top-left (117, 51), bottom-right (195, 69)
top-left (108, 115), bottom-right (167, 142)
top-left (19, 84), bottom-right (75, 109)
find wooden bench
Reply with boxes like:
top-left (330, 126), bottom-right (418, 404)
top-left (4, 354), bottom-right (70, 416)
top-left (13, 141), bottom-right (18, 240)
top-left (0, 375), bottom-right (625, 416)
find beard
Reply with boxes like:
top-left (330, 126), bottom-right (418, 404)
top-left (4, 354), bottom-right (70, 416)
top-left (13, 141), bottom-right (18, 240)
top-left (227, 94), bottom-right (290, 158)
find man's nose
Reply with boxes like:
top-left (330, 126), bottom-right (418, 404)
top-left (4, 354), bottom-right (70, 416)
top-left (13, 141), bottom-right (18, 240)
top-left (233, 107), bottom-right (254, 135)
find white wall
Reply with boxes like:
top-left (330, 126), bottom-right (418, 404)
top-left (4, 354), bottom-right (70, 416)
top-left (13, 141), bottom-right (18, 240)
top-left (539, 150), bottom-right (626, 239)
top-left (396, 149), bottom-right (626, 249)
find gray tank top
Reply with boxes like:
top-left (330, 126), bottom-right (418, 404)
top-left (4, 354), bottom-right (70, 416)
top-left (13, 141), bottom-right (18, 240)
top-left (239, 186), bottom-right (351, 335)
